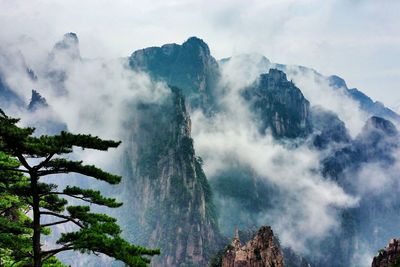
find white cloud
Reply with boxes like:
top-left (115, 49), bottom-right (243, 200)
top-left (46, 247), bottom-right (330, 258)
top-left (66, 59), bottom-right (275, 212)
top-left (191, 61), bottom-right (358, 253)
top-left (0, 0), bottom-right (399, 105)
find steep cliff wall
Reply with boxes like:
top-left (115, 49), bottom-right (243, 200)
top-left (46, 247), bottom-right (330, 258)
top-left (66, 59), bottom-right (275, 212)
top-left (243, 69), bottom-right (312, 138)
top-left (123, 87), bottom-right (221, 266)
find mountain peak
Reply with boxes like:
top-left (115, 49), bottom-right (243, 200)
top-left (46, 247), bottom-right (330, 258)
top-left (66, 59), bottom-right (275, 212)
top-left (184, 36), bottom-right (206, 45)
top-left (267, 68), bottom-right (288, 83)
top-left (28, 89), bottom-right (48, 111)
top-left (129, 36), bottom-right (219, 109)
top-left (244, 69), bottom-right (312, 138)
top-left (363, 116), bottom-right (398, 136)
top-left (53, 32), bottom-right (80, 59)
top-left (257, 69), bottom-right (290, 90)
top-left (328, 75), bottom-right (348, 89)
top-left (182, 36), bottom-right (210, 54)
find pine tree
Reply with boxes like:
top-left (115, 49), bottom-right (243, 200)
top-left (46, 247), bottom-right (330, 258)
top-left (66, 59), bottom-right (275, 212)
top-left (0, 151), bottom-right (32, 266)
top-left (0, 109), bottom-right (159, 267)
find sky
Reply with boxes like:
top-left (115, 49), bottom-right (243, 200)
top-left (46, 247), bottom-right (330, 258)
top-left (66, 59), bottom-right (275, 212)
top-left (0, 0), bottom-right (399, 106)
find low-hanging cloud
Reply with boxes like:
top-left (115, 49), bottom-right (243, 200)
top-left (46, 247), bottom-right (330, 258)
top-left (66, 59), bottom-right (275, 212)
top-left (0, 36), bottom-right (170, 172)
top-left (219, 54), bottom-right (369, 137)
top-left (190, 59), bottom-right (359, 254)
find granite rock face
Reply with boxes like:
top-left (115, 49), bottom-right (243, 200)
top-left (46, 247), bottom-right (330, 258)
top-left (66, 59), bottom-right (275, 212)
top-left (129, 37), bottom-right (220, 110)
top-left (221, 226), bottom-right (284, 267)
top-left (123, 87), bottom-right (221, 266)
top-left (372, 239), bottom-right (400, 267)
top-left (243, 69), bottom-right (312, 138)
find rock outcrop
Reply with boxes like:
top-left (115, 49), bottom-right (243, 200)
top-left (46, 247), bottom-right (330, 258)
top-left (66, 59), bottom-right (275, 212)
top-left (310, 106), bottom-right (351, 149)
top-left (243, 68), bottom-right (312, 138)
top-left (51, 32), bottom-right (81, 60)
top-left (28, 89), bottom-right (48, 111)
top-left (46, 32), bottom-right (81, 94)
top-left (129, 37), bottom-right (220, 110)
top-left (322, 116), bottom-right (399, 180)
top-left (372, 239), bottom-right (400, 267)
top-left (220, 226), bottom-right (284, 267)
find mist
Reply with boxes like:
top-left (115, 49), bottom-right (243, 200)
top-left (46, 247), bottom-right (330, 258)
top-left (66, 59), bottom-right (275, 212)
top-left (190, 58), bottom-right (359, 255)
top-left (1, 26), bottom-right (399, 266)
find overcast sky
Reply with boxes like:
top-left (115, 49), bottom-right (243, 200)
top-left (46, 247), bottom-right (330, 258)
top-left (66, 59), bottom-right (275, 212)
top-left (1, 0), bottom-right (399, 107)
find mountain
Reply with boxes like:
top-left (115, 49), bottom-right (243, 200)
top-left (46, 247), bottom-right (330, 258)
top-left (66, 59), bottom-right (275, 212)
top-left (328, 75), bottom-right (400, 123)
top-left (0, 73), bottom-right (24, 108)
top-left (46, 32), bottom-right (81, 94)
top-left (28, 89), bottom-right (48, 111)
top-left (218, 226), bottom-right (284, 267)
top-left (310, 106), bottom-right (351, 149)
top-left (0, 48), bottom-right (32, 108)
top-left (51, 32), bottom-right (81, 61)
top-left (2, 33), bottom-right (400, 267)
top-left (318, 116), bottom-right (400, 267)
top-left (372, 238), bottom-right (400, 267)
top-left (221, 54), bottom-right (400, 124)
top-left (121, 87), bottom-right (221, 266)
top-left (129, 37), bottom-right (220, 110)
top-left (323, 116), bottom-right (398, 180)
top-left (243, 68), bottom-right (312, 138)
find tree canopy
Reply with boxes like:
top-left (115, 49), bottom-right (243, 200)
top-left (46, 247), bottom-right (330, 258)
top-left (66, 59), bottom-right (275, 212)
top-left (0, 109), bottom-right (159, 267)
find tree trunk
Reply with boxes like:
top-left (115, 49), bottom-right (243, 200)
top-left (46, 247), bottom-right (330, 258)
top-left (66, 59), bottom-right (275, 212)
top-left (31, 173), bottom-right (42, 267)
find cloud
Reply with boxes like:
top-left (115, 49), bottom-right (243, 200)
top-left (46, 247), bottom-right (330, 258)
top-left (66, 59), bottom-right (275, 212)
top-left (0, 32), bottom-right (170, 180)
top-left (1, 0), bottom-right (399, 105)
top-left (282, 66), bottom-right (368, 137)
top-left (190, 60), bottom-right (358, 254)
top-left (219, 54), bottom-right (369, 136)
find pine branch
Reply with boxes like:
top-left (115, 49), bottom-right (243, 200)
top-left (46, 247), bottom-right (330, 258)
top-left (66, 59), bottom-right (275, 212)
top-left (38, 159), bottom-right (121, 184)
top-left (43, 190), bottom-right (122, 208)
top-left (40, 211), bottom-right (84, 228)
top-left (41, 219), bottom-right (70, 227)
top-left (33, 153), bottom-right (55, 171)
top-left (0, 204), bottom-right (17, 216)
top-left (0, 167), bottom-right (30, 173)
top-left (15, 153), bottom-right (31, 171)
top-left (41, 245), bottom-right (74, 261)
top-left (55, 131), bottom-right (121, 151)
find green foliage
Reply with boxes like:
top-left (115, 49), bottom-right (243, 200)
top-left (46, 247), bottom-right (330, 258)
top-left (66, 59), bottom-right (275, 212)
top-left (0, 152), bottom-right (33, 265)
top-left (0, 110), bottom-right (159, 266)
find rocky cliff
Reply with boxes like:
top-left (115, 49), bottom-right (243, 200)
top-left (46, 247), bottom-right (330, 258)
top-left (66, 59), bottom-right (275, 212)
top-left (372, 239), bottom-right (400, 267)
top-left (129, 37), bottom-right (220, 110)
top-left (27, 89), bottom-right (48, 111)
top-left (322, 116), bottom-right (399, 180)
top-left (122, 87), bottom-right (221, 266)
top-left (243, 68), bottom-right (312, 138)
top-left (219, 226), bottom-right (284, 267)
top-left (310, 105), bottom-right (351, 149)
top-left (46, 32), bottom-right (81, 94)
